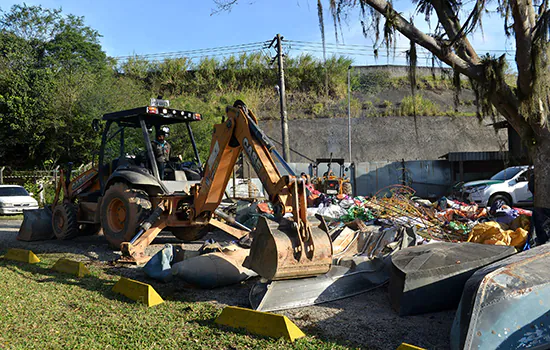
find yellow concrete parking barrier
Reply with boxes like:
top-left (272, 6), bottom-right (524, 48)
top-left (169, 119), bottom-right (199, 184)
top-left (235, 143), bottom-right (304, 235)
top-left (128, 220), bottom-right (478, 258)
top-left (215, 306), bottom-right (305, 342)
top-left (112, 277), bottom-right (164, 307)
top-left (397, 343), bottom-right (425, 350)
top-left (52, 258), bottom-right (90, 277)
top-left (3, 248), bottom-right (40, 264)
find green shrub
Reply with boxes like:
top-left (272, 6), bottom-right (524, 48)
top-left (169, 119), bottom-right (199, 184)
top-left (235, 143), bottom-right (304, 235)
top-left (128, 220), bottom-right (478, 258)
top-left (399, 95), bottom-right (440, 116)
top-left (311, 103), bottom-right (325, 116)
top-left (383, 100), bottom-right (393, 116)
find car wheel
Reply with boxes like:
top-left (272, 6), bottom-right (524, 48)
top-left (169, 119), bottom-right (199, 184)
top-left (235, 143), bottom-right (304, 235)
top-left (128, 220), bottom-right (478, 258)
top-left (489, 194), bottom-right (511, 208)
top-left (100, 183), bottom-right (152, 250)
top-left (52, 203), bottom-right (79, 240)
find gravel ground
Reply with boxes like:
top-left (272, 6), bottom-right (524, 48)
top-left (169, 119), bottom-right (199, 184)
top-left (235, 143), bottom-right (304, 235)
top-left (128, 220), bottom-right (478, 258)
top-left (0, 220), bottom-right (455, 349)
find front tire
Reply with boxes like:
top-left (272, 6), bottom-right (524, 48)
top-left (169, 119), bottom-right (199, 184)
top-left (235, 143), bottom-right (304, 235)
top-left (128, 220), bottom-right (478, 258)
top-left (100, 183), bottom-right (152, 249)
top-left (488, 194), bottom-right (511, 208)
top-left (52, 203), bottom-right (79, 240)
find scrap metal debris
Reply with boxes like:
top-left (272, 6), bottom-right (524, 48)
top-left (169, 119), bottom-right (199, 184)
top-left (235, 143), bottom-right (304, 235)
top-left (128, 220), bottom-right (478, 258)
top-left (309, 184), bottom-right (531, 248)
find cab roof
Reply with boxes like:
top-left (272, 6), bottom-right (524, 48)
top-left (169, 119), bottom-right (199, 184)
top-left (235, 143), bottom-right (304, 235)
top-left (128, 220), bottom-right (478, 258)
top-left (102, 106), bottom-right (202, 127)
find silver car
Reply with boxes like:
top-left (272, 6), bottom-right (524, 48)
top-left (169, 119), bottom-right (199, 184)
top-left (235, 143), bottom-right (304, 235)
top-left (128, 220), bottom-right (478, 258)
top-left (463, 166), bottom-right (533, 207)
top-left (0, 185), bottom-right (39, 215)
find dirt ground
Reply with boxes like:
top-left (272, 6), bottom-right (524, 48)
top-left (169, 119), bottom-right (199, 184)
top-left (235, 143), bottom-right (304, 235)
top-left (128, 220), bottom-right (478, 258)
top-left (0, 220), bottom-right (455, 349)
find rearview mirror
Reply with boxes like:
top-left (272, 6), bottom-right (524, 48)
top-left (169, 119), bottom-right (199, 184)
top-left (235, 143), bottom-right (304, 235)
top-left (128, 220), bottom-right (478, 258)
top-left (92, 119), bottom-right (102, 133)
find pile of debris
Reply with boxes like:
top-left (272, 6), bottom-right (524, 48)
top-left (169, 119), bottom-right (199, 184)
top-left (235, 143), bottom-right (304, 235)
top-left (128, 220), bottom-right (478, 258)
top-left (305, 184), bottom-right (531, 250)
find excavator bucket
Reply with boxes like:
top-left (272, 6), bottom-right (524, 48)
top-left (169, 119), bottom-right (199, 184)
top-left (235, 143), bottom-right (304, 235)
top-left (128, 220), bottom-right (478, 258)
top-left (17, 208), bottom-right (54, 242)
top-left (244, 216), bottom-right (332, 280)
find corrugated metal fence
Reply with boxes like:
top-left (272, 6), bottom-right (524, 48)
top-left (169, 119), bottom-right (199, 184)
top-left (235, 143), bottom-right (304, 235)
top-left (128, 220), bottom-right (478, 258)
top-left (277, 160), bottom-right (452, 199)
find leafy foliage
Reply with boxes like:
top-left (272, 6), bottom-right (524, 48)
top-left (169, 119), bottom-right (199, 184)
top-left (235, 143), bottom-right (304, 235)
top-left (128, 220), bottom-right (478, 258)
top-left (0, 4), bottom-right (109, 168)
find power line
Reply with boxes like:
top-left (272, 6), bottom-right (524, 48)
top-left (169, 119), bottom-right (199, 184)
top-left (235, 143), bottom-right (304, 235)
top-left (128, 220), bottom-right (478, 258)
top-left (286, 39), bottom-right (514, 53)
top-left (286, 42), bottom-right (514, 58)
top-left (114, 37), bottom-right (514, 64)
top-left (115, 41), bottom-right (269, 61)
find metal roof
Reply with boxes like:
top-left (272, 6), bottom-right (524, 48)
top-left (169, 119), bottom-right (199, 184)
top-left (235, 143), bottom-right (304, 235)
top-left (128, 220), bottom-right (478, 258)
top-left (440, 151), bottom-right (509, 162)
top-left (103, 106), bottom-right (202, 126)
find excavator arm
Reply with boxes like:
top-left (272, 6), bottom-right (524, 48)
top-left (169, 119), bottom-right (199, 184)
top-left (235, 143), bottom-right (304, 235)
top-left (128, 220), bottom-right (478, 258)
top-left (121, 101), bottom-right (332, 280)
top-left (192, 102), bottom-right (291, 220)
top-left (191, 101), bottom-right (331, 280)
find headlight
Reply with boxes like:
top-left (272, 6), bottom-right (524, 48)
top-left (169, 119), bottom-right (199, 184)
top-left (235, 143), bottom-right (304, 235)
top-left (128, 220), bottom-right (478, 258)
top-left (0, 203), bottom-right (12, 207)
top-left (473, 185), bottom-right (488, 192)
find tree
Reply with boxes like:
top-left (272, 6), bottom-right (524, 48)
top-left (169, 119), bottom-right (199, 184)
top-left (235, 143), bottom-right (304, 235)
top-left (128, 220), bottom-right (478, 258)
top-left (0, 4), bottom-right (109, 167)
top-left (215, 0), bottom-right (550, 208)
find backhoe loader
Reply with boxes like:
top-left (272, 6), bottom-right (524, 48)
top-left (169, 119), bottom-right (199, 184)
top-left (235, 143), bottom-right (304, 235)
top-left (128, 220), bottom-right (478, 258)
top-left (19, 99), bottom-right (207, 244)
top-left (311, 154), bottom-right (353, 196)
top-left (121, 100), bottom-right (333, 281)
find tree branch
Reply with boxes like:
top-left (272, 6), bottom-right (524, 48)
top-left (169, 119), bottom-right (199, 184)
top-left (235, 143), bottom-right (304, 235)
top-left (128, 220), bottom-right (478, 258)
top-left (211, 0), bottom-right (239, 15)
top-left (362, 0), bottom-right (483, 79)
top-left (510, 0), bottom-right (536, 98)
top-left (490, 83), bottom-right (535, 144)
top-left (429, 0), bottom-right (480, 64)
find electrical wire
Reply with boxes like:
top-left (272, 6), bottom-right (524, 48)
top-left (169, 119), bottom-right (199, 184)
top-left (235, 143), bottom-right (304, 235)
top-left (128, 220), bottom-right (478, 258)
top-left (114, 38), bottom-right (514, 65)
top-left (286, 39), bottom-right (513, 53)
top-left (286, 43), bottom-right (512, 59)
top-left (115, 41), bottom-right (268, 59)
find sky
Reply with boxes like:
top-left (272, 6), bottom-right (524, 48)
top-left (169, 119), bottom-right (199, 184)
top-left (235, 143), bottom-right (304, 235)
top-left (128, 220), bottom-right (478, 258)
top-left (0, 0), bottom-right (517, 66)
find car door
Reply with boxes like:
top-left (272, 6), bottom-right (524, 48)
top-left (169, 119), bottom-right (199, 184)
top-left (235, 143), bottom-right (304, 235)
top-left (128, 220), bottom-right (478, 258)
top-left (512, 169), bottom-right (533, 205)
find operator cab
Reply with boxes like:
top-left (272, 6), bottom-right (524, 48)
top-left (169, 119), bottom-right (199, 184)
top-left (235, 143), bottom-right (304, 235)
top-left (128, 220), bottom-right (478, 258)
top-left (98, 98), bottom-right (203, 195)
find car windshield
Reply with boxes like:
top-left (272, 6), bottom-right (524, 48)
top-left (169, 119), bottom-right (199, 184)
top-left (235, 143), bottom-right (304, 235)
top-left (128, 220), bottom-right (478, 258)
top-left (0, 187), bottom-right (29, 196)
top-left (491, 168), bottom-right (523, 181)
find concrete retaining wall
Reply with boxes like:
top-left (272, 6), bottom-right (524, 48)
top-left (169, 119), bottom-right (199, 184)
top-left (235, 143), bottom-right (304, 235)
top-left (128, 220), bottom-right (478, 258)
top-left (259, 116), bottom-right (507, 163)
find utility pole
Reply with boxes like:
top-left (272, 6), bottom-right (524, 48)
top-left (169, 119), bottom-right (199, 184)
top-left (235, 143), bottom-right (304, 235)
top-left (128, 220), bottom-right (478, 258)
top-left (268, 34), bottom-right (290, 162)
top-left (347, 66), bottom-right (352, 164)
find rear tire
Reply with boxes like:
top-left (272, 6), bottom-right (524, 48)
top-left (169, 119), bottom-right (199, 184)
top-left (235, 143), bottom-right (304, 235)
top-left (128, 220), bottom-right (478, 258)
top-left (169, 225), bottom-right (209, 242)
top-left (100, 183), bottom-right (151, 249)
top-left (488, 194), bottom-right (511, 208)
top-left (52, 203), bottom-right (79, 240)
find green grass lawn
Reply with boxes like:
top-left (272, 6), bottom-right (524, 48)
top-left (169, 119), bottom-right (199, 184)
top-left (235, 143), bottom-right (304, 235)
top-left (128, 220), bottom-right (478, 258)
top-left (0, 252), bottom-right (352, 349)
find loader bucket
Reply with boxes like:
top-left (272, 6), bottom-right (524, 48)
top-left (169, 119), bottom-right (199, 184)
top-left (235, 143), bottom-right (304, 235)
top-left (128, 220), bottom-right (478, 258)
top-left (17, 208), bottom-right (54, 242)
top-left (243, 216), bottom-right (332, 281)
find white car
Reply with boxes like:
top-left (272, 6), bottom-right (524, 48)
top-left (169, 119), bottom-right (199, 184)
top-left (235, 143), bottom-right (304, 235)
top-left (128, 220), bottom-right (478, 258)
top-left (463, 166), bottom-right (533, 208)
top-left (0, 185), bottom-right (39, 215)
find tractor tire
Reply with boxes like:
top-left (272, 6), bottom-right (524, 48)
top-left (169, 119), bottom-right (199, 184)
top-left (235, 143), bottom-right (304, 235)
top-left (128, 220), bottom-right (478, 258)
top-left (100, 183), bottom-right (152, 250)
top-left (488, 194), bottom-right (511, 209)
top-left (52, 203), bottom-right (79, 240)
top-left (342, 182), bottom-right (353, 196)
top-left (169, 225), bottom-right (210, 242)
